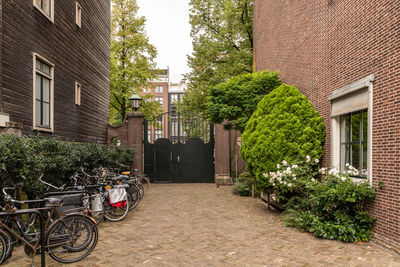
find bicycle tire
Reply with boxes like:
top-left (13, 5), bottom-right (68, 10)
top-left (103, 194), bottom-right (130, 222)
top-left (141, 175), bottom-right (150, 194)
top-left (0, 228), bottom-right (14, 262)
top-left (0, 230), bottom-right (8, 264)
top-left (136, 182), bottom-right (145, 199)
top-left (127, 186), bottom-right (140, 211)
top-left (46, 214), bottom-right (98, 264)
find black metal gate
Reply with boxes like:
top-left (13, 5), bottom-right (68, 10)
top-left (144, 112), bottom-right (214, 183)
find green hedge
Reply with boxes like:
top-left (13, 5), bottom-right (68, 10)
top-left (0, 134), bottom-right (135, 198)
top-left (240, 84), bottom-right (325, 191)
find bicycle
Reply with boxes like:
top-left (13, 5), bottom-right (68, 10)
top-left (0, 186), bottom-right (98, 265)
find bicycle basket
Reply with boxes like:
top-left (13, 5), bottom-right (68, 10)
top-left (108, 188), bottom-right (127, 204)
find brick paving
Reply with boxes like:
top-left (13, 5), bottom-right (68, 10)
top-left (4, 184), bottom-right (400, 266)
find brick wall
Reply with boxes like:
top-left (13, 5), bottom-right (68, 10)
top-left (254, 0), bottom-right (400, 251)
top-left (107, 112), bottom-right (144, 173)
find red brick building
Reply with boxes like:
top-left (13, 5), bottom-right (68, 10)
top-left (254, 1), bottom-right (400, 251)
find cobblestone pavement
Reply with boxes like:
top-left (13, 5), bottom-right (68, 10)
top-left (4, 184), bottom-right (400, 267)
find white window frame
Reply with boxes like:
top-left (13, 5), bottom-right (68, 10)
top-left (329, 75), bottom-right (374, 183)
top-left (155, 97), bottom-right (163, 105)
top-left (33, 53), bottom-right (54, 132)
top-left (33, 0), bottom-right (54, 23)
top-left (75, 82), bottom-right (81, 106)
top-left (76, 2), bottom-right (82, 28)
top-left (155, 86), bottom-right (163, 93)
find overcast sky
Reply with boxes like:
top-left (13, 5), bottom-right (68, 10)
top-left (136, 0), bottom-right (193, 83)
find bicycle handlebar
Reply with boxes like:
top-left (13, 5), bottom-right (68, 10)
top-left (38, 174), bottom-right (65, 191)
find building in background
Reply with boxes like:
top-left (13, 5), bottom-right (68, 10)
top-left (0, 1), bottom-right (110, 143)
top-left (168, 80), bottom-right (187, 142)
top-left (254, 0), bottom-right (399, 251)
top-left (142, 68), bottom-right (170, 142)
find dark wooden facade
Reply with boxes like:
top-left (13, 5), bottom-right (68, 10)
top-left (0, 0), bottom-right (110, 143)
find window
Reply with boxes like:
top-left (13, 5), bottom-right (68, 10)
top-left (33, 0), bottom-right (54, 22)
top-left (75, 82), bottom-right (81, 106)
top-left (155, 97), bottom-right (163, 105)
top-left (33, 54), bottom-right (54, 131)
top-left (170, 94), bottom-right (179, 103)
top-left (76, 2), bottom-right (82, 28)
top-left (340, 110), bottom-right (368, 177)
top-left (155, 86), bottom-right (163, 93)
top-left (155, 130), bottom-right (162, 140)
top-left (329, 75), bottom-right (373, 181)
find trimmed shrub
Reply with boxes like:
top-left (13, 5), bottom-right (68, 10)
top-left (207, 70), bottom-right (282, 132)
top-left (240, 84), bottom-right (325, 191)
top-left (232, 172), bottom-right (255, 196)
top-left (0, 134), bottom-right (135, 198)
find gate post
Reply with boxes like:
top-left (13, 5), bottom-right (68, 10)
top-left (127, 112), bottom-right (145, 174)
top-left (214, 124), bottom-right (230, 179)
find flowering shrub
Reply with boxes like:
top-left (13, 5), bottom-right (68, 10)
top-left (264, 155), bottom-right (376, 242)
top-left (241, 84), bottom-right (325, 192)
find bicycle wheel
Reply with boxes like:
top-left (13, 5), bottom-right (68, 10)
top-left (140, 175), bottom-right (150, 194)
top-left (127, 185), bottom-right (140, 211)
top-left (46, 214), bottom-right (98, 264)
top-left (0, 230), bottom-right (7, 264)
top-left (136, 182), bottom-right (145, 199)
top-left (104, 194), bottom-right (130, 222)
top-left (0, 228), bottom-right (14, 262)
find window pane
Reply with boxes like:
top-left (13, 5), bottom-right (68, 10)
top-left (36, 60), bottom-right (42, 71)
top-left (351, 143), bottom-right (360, 172)
top-left (41, 63), bottom-right (51, 76)
top-left (362, 143), bottom-right (368, 176)
top-left (42, 103), bottom-right (50, 127)
top-left (351, 112), bottom-right (360, 142)
top-left (341, 115), bottom-right (350, 142)
top-left (362, 111), bottom-right (368, 141)
top-left (42, 77), bottom-right (50, 102)
top-left (36, 75), bottom-right (41, 99)
top-left (35, 100), bottom-right (41, 126)
top-left (42, 0), bottom-right (51, 16)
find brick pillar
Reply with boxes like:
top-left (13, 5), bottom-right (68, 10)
top-left (126, 112), bottom-right (144, 174)
top-left (214, 124), bottom-right (230, 177)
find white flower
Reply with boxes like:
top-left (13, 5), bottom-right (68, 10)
top-left (292, 164), bottom-right (298, 169)
top-left (315, 159), bottom-right (319, 164)
top-left (306, 155), bottom-right (311, 163)
top-left (283, 181), bottom-right (287, 185)
top-left (345, 163), bottom-right (350, 167)
top-left (341, 176), bottom-right (346, 181)
top-left (288, 183), bottom-right (292, 188)
top-left (272, 196), bottom-right (276, 200)
top-left (292, 174), bottom-right (296, 177)
top-left (263, 173), bottom-right (268, 178)
top-left (277, 164), bottom-right (280, 169)
top-left (285, 168), bottom-right (292, 175)
top-left (311, 178), bottom-right (315, 182)
top-left (319, 167), bottom-right (326, 174)
top-left (282, 160), bottom-right (288, 166)
top-left (273, 183), bottom-right (276, 186)
top-left (277, 171), bottom-right (282, 177)
top-left (293, 177), bottom-right (297, 181)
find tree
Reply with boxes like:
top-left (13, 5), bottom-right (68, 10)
top-left (183, 0), bottom-right (254, 115)
top-left (110, 0), bottom-right (157, 124)
top-left (207, 70), bottom-right (281, 132)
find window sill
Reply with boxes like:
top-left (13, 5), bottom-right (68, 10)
top-left (33, 4), bottom-right (54, 23)
top-left (34, 126), bottom-right (54, 133)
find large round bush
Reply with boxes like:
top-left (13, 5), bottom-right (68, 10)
top-left (240, 84), bottom-right (325, 191)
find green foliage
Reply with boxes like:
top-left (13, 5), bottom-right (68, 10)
top-left (208, 71), bottom-right (282, 132)
top-left (0, 134), bottom-right (135, 199)
top-left (183, 0), bottom-right (253, 115)
top-left (110, 0), bottom-right (157, 123)
top-left (240, 84), bottom-right (326, 192)
top-left (264, 157), bottom-right (376, 242)
top-left (232, 172), bottom-right (254, 196)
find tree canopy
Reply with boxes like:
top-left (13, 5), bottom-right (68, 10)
top-left (110, 0), bottom-right (158, 124)
top-left (182, 0), bottom-right (254, 115)
top-left (207, 71), bottom-right (281, 132)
